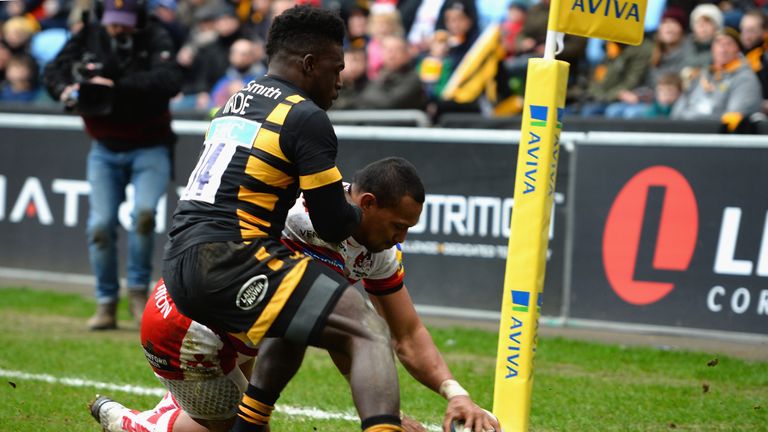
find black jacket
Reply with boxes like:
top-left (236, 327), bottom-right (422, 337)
top-left (43, 18), bottom-right (183, 149)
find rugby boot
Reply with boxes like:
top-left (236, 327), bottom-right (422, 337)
top-left (87, 302), bottom-right (117, 330)
top-left (128, 289), bottom-right (148, 324)
top-left (88, 394), bottom-right (126, 432)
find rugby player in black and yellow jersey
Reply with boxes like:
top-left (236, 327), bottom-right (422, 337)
top-left (162, 6), bottom-right (403, 432)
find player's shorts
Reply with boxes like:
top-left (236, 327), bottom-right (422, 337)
top-left (141, 279), bottom-right (258, 420)
top-left (162, 238), bottom-right (350, 348)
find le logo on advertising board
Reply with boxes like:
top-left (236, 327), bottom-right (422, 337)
top-left (602, 166), bottom-right (698, 305)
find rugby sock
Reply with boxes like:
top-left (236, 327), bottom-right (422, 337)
top-left (231, 384), bottom-right (278, 432)
top-left (118, 392), bottom-right (181, 432)
top-left (361, 414), bottom-right (403, 431)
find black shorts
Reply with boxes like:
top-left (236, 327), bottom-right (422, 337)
top-left (162, 238), bottom-right (349, 347)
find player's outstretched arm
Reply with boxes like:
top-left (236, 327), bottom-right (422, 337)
top-left (370, 286), bottom-right (500, 431)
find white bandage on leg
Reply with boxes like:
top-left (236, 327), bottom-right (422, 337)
top-left (439, 379), bottom-right (469, 400)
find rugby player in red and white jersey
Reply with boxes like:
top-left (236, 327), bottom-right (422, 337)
top-left (90, 158), bottom-right (500, 432)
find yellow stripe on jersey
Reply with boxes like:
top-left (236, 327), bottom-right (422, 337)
top-left (253, 128), bottom-right (289, 162)
top-left (239, 218), bottom-right (268, 238)
top-left (238, 186), bottom-right (279, 211)
top-left (255, 245), bottom-right (270, 261)
top-left (285, 95), bottom-right (305, 104)
top-left (267, 259), bottom-right (284, 271)
top-left (246, 258), bottom-right (309, 344)
top-left (237, 209), bottom-right (271, 229)
top-left (245, 156), bottom-right (294, 188)
top-left (299, 166), bottom-right (342, 190)
top-left (266, 103), bottom-right (292, 126)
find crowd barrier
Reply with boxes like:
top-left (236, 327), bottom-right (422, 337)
top-left (0, 113), bottom-right (765, 341)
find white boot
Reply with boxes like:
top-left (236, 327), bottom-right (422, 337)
top-left (89, 395), bottom-right (128, 432)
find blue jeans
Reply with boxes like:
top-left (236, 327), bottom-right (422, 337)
top-left (87, 141), bottom-right (171, 304)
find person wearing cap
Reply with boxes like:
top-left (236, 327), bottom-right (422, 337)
top-left (43, 0), bottom-right (182, 330)
top-left (671, 27), bottom-right (762, 130)
top-left (681, 3), bottom-right (724, 72)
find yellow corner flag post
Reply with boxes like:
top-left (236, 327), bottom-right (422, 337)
top-left (492, 58), bottom-right (568, 432)
top-left (491, 0), bottom-right (646, 428)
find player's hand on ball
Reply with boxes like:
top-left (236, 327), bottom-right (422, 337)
top-left (400, 412), bottom-right (427, 432)
top-left (443, 396), bottom-right (500, 432)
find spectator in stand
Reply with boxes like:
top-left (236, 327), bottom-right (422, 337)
top-left (245, 0), bottom-right (296, 41)
top-left (672, 28), bottom-right (762, 130)
top-left (681, 3), bottom-right (723, 76)
top-left (344, 3), bottom-right (369, 50)
top-left (646, 72), bottom-right (684, 118)
top-left (3, 15), bottom-right (39, 56)
top-left (150, 0), bottom-right (188, 51)
top-left (399, 0), bottom-right (478, 56)
top-left (333, 45), bottom-right (368, 110)
top-left (366, 2), bottom-right (404, 80)
top-left (501, 1), bottom-right (527, 60)
top-left (171, 2), bottom-right (220, 110)
top-left (606, 72), bottom-right (683, 119)
top-left (0, 54), bottom-right (39, 102)
top-left (208, 37), bottom-right (266, 108)
top-left (738, 8), bottom-right (768, 111)
top-left (417, 29), bottom-right (453, 106)
top-left (192, 2), bottom-right (253, 109)
top-left (577, 40), bottom-right (653, 117)
top-left (244, 0), bottom-right (273, 40)
top-left (604, 6), bottom-right (688, 119)
top-left (740, 9), bottom-right (768, 69)
top-left (442, 0), bottom-right (478, 67)
top-left (355, 34), bottom-right (427, 110)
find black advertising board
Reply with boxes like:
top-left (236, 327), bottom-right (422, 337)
top-left (0, 118), bottom-right (568, 317)
top-left (569, 141), bottom-right (768, 334)
top-left (336, 136), bottom-right (569, 316)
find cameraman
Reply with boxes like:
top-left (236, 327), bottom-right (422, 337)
top-left (43, 0), bottom-right (182, 330)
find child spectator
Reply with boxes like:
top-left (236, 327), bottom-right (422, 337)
top-left (366, 2), bottom-right (404, 80)
top-left (0, 54), bottom-right (39, 102)
top-left (646, 73), bottom-right (683, 118)
top-left (442, 0), bottom-right (478, 67)
top-left (417, 29), bottom-right (453, 103)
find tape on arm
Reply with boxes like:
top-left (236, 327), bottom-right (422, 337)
top-left (439, 379), bottom-right (469, 400)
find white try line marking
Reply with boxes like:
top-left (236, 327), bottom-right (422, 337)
top-left (0, 368), bottom-right (443, 431)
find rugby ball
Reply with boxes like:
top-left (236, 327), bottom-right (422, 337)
top-left (450, 409), bottom-right (500, 432)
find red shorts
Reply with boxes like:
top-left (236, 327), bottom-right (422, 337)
top-left (140, 279), bottom-right (259, 420)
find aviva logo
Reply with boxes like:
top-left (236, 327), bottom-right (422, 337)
top-left (570, 0), bottom-right (641, 21)
top-left (529, 105), bottom-right (563, 129)
top-left (511, 290), bottom-right (542, 312)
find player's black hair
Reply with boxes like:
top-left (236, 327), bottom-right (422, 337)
top-left (352, 157), bottom-right (425, 208)
top-left (266, 5), bottom-right (346, 60)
